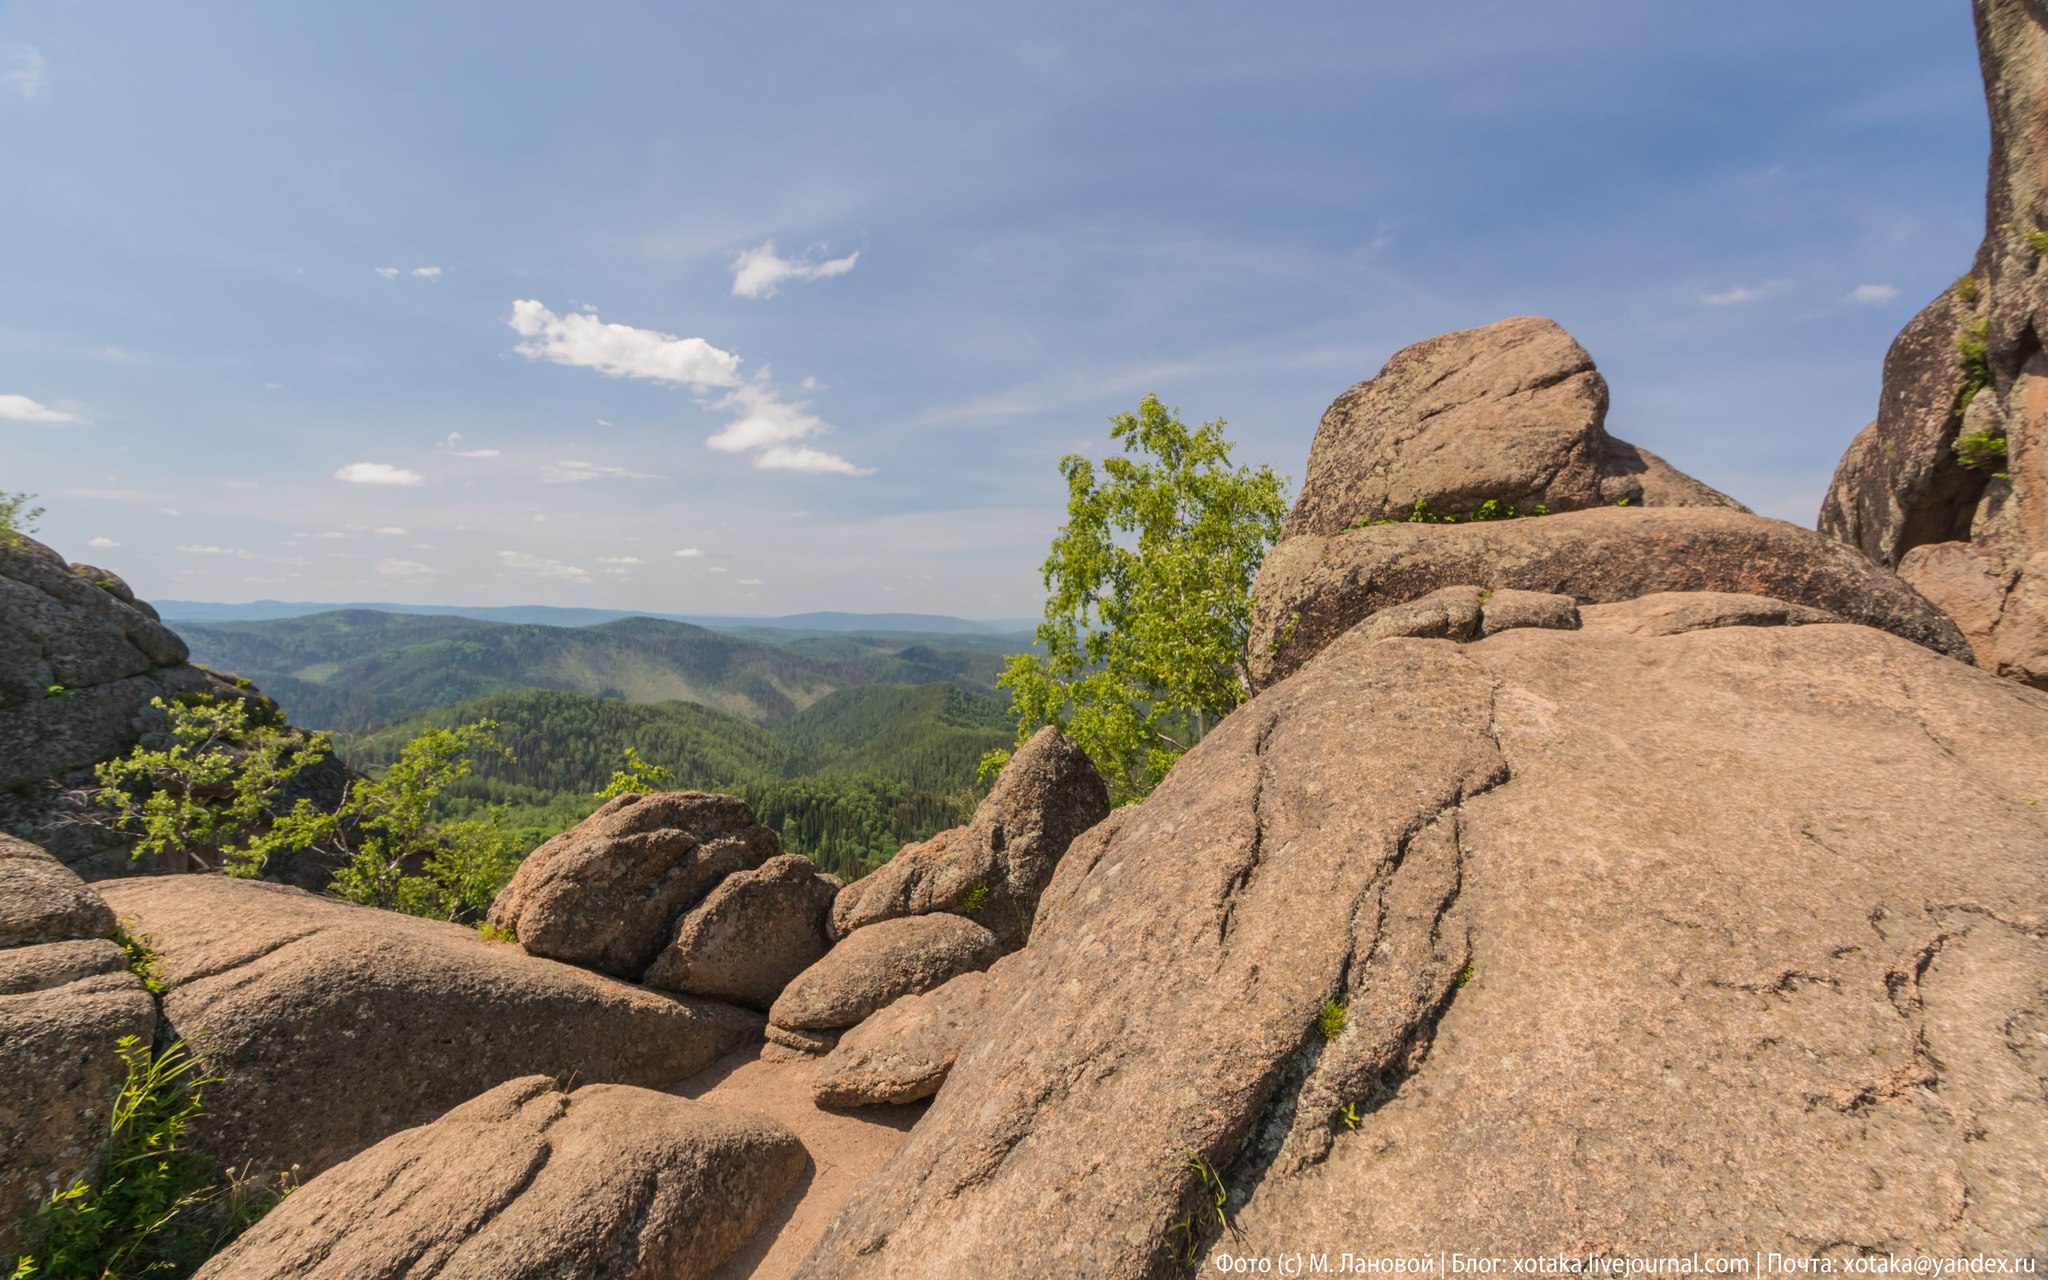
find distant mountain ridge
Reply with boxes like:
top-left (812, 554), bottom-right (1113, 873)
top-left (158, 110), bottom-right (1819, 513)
top-left (156, 599), bottom-right (1039, 635)
top-left (176, 609), bottom-right (1017, 734)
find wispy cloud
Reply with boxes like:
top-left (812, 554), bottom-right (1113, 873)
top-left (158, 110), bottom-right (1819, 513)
top-left (756, 444), bottom-right (874, 476)
top-left (737, 577), bottom-right (765, 585)
top-left (87, 536), bottom-right (120, 549)
top-left (1700, 280), bottom-right (1789, 306)
top-left (3, 46), bottom-right (45, 100)
top-left (507, 298), bottom-right (869, 476)
top-left (597, 555), bottom-right (644, 565)
top-left (334, 462), bottom-right (425, 486)
top-left (0, 394), bottom-right (79, 424)
top-left (374, 267), bottom-right (400, 279)
top-left (412, 266), bottom-right (442, 279)
top-left (375, 558), bottom-right (439, 579)
top-left (730, 241), bottom-right (860, 299)
top-left (673, 547), bottom-right (705, 558)
top-left (439, 431), bottom-right (499, 458)
top-left (538, 460), bottom-right (659, 483)
top-left (1851, 283), bottom-right (1900, 304)
top-left (374, 526), bottom-right (408, 535)
top-left (508, 300), bottom-right (740, 388)
top-left (497, 549), bottom-right (592, 583)
top-left (178, 544), bottom-right (245, 556)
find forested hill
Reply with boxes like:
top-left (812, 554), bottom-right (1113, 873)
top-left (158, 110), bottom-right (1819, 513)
top-left (177, 609), bottom-right (1011, 733)
top-left (346, 683), bottom-right (1015, 880)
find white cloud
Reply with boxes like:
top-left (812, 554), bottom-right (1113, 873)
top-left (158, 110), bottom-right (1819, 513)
top-left (597, 555), bottom-right (644, 565)
top-left (730, 241), bottom-right (860, 299)
top-left (1700, 280), bottom-right (1787, 306)
top-left (412, 266), bottom-right (442, 279)
top-left (755, 443), bottom-right (874, 476)
top-left (538, 459), bottom-right (659, 483)
top-left (602, 566), bottom-right (629, 576)
top-left (159, 508), bottom-right (181, 517)
top-left (508, 300), bottom-right (741, 388)
top-left (1852, 283), bottom-right (1900, 304)
top-left (87, 536), bottom-right (120, 549)
top-left (178, 544), bottom-right (244, 556)
top-left (374, 267), bottom-right (400, 279)
top-left (374, 526), bottom-right (408, 535)
top-left (497, 549), bottom-right (592, 583)
top-left (3, 46), bottom-right (45, 100)
top-left (0, 394), bottom-right (78, 424)
top-left (334, 462), bottom-right (425, 486)
top-left (705, 382), bottom-right (827, 453)
top-left (738, 577), bottom-right (764, 586)
top-left (673, 547), bottom-right (705, 558)
top-left (707, 566), bottom-right (729, 574)
top-left (375, 558), bottom-right (439, 579)
top-left (441, 433), bottom-right (500, 458)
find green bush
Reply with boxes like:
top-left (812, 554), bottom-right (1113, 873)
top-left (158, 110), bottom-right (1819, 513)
top-left (10, 1037), bottom-right (291, 1280)
top-left (1953, 429), bottom-right (2009, 470)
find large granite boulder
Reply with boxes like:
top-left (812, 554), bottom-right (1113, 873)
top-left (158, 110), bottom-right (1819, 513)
top-left (97, 875), bottom-right (759, 1180)
top-left (487, 791), bottom-right (781, 978)
top-left (795, 615), bottom-right (2048, 1277)
top-left (0, 837), bottom-right (155, 1256)
top-left (642, 853), bottom-right (838, 1010)
top-left (769, 914), bottom-right (1002, 1037)
top-left (831, 726), bottom-right (1109, 947)
top-left (195, 1075), bottom-right (807, 1280)
top-left (812, 970), bottom-right (990, 1108)
top-left (1284, 315), bottom-right (1743, 539)
top-left (1247, 504), bottom-right (1971, 689)
top-left (1817, 0), bottom-right (2048, 688)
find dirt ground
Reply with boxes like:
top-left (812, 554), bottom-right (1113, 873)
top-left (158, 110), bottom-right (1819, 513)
top-left (679, 1044), bottom-right (927, 1280)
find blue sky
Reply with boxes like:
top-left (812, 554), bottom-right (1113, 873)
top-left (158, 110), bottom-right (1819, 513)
top-left (0, 1), bottom-right (1990, 617)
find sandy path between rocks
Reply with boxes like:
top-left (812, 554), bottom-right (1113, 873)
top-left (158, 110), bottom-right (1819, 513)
top-left (680, 1044), bottom-right (926, 1280)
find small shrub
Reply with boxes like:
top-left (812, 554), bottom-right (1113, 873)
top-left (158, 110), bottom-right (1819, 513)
top-left (1339, 1101), bottom-right (1361, 1131)
top-left (2027, 230), bottom-right (2048, 257)
top-left (1353, 498), bottom-right (1549, 530)
top-left (1955, 273), bottom-right (1981, 304)
top-left (0, 491), bottom-right (43, 551)
top-left (1953, 430), bottom-right (2010, 470)
top-left (1455, 960), bottom-right (1476, 988)
top-left (960, 882), bottom-right (989, 914)
top-left (1316, 998), bottom-right (1349, 1041)
top-left (594, 745), bottom-right (671, 801)
top-left (1956, 315), bottom-right (1992, 413)
top-left (44, 685), bottom-right (75, 700)
top-left (10, 1037), bottom-right (291, 1279)
top-left (108, 923), bottom-right (165, 999)
top-left (474, 921), bottom-right (517, 943)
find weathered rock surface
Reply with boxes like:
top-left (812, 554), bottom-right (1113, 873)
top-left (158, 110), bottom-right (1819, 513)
top-left (643, 853), bottom-right (837, 1010)
top-left (196, 1075), bottom-right (807, 1280)
top-left (813, 970), bottom-right (989, 1108)
top-left (770, 914), bottom-right (1002, 1035)
top-left (97, 875), bottom-right (760, 1180)
top-left (831, 727), bottom-right (1109, 947)
top-left (1284, 316), bottom-right (1743, 539)
top-left (489, 791), bottom-right (781, 978)
top-left (0, 837), bottom-right (153, 1255)
top-left (0, 832), bottom-right (115, 946)
top-left (1817, 0), bottom-right (2048, 688)
top-left (1579, 590), bottom-right (1844, 638)
top-left (796, 618), bottom-right (2048, 1278)
top-left (1247, 505), bottom-right (1972, 688)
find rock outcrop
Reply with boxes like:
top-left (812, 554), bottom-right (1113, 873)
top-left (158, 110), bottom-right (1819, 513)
top-left (97, 875), bottom-right (759, 1180)
top-left (642, 853), bottom-right (838, 1010)
top-left (0, 534), bottom-right (350, 882)
top-left (831, 726), bottom-right (1109, 947)
top-left (1284, 315), bottom-right (1744, 539)
top-left (1817, 0), bottom-right (2048, 687)
top-left (812, 970), bottom-right (990, 1108)
top-left (769, 914), bottom-right (1002, 1038)
top-left (1248, 503), bottom-right (1970, 689)
top-left (796, 612), bottom-right (2048, 1278)
top-left (487, 791), bottom-right (781, 978)
top-left (195, 1075), bottom-right (807, 1280)
top-left (0, 836), bottom-right (155, 1255)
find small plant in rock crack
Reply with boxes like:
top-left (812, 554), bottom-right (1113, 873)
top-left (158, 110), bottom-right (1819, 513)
top-left (959, 882), bottom-right (990, 914)
top-left (1455, 960), bottom-right (1476, 988)
top-left (1162, 1149), bottom-right (1235, 1269)
top-left (1339, 1101), bottom-right (1361, 1131)
top-left (1317, 999), bottom-right (1349, 1041)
